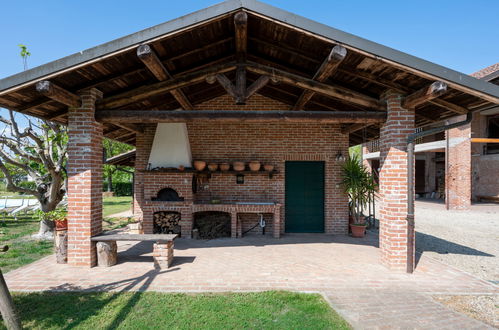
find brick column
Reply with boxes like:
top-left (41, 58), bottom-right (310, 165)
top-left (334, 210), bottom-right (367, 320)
top-left (67, 88), bottom-right (103, 267)
top-left (378, 91), bottom-right (415, 272)
top-left (445, 115), bottom-right (471, 210)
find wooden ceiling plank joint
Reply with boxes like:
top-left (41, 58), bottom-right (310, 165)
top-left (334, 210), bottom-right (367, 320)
top-left (35, 81), bottom-right (80, 108)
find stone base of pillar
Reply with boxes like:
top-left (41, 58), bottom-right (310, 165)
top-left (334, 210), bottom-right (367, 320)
top-left (153, 241), bottom-right (174, 269)
top-left (54, 230), bottom-right (68, 264)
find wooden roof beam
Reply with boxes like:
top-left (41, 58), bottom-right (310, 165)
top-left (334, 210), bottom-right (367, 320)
top-left (207, 72), bottom-right (269, 105)
top-left (137, 44), bottom-right (193, 110)
top-left (402, 81), bottom-right (448, 109)
top-left (294, 45), bottom-right (347, 110)
top-left (35, 81), bottom-right (80, 108)
top-left (95, 109), bottom-right (386, 124)
top-left (341, 123), bottom-right (371, 135)
top-left (114, 123), bottom-right (144, 135)
top-left (234, 11), bottom-right (248, 60)
top-left (246, 62), bottom-right (385, 110)
top-left (96, 62), bottom-right (237, 109)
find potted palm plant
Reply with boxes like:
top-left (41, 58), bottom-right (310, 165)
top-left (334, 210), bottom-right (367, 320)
top-left (341, 155), bottom-right (377, 238)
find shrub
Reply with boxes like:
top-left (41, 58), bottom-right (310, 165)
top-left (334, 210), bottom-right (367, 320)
top-left (103, 182), bottom-right (133, 196)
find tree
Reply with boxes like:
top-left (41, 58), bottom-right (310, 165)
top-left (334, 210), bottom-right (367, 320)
top-left (0, 113), bottom-right (68, 238)
top-left (103, 139), bottom-right (133, 193)
top-left (0, 45), bottom-right (67, 239)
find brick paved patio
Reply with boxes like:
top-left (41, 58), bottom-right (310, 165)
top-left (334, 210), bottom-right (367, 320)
top-left (6, 232), bottom-right (497, 329)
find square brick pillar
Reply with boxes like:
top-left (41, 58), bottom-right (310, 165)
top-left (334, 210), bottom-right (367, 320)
top-left (445, 115), bottom-right (471, 210)
top-left (378, 91), bottom-right (415, 272)
top-left (67, 88), bottom-right (103, 267)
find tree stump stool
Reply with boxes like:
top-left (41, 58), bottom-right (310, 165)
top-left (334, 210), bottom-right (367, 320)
top-left (54, 230), bottom-right (68, 264)
top-left (96, 241), bottom-right (117, 267)
top-left (153, 241), bottom-right (174, 269)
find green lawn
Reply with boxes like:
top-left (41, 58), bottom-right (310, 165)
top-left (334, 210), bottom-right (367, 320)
top-left (4, 291), bottom-right (350, 330)
top-left (103, 196), bottom-right (132, 217)
top-left (0, 196), bottom-right (133, 272)
top-left (0, 215), bottom-right (53, 273)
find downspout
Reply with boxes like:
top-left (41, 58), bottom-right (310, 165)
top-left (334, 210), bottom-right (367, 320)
top-left (406, 111), bottom-right (473, 273)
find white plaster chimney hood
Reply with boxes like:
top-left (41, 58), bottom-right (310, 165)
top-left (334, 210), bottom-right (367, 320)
top-left (147, 123), bottom-right (192, 169)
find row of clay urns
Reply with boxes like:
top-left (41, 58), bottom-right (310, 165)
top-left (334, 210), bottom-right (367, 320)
top-left (193, 160), bottom-right (274, 172)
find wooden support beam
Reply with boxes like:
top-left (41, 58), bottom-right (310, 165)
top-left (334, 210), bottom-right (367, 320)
top-left (471, 138), bottom-right (499, 143)
top-left (234, 11), bottom-right (248, 59)
top-left (114, 123), bottom-right (144, 135)
top-left (245, 75), bottom-right (270, 99)
top-left (429, 99), bottom-right (468, 115)
top-left (35, 81), bottom-right (80, 108)
top-left (137, 44), bottom-right (193, 110)
top-left (402, 81), bottom-right (448, 109)
top-left (294, 45), bottom-right (347, 110)
top-left (96, 62), bottom-right (237, 109)
top-left (341, 123), bottom-right (371, 135)
top-left (246, 62), bottom-right (385, 110)
top-left (213, 74), bottom-right (238, 100)
top-left (95, 109), bottom-right (386, 124)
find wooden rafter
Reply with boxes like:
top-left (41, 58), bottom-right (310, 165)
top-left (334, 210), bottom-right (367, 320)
top-left (234, 11), bottom-right (248, 59)
top-left (96, 62), bottom-right (237, 109)
top-left (246, 62), bottom-right (385, 110)
top-left (341, 123), bottom-right (371, 135)
top-left (95, 109), bottom-right (386, 124)
top-left (35, 81), bottom-right (80, 108)
top-left (137, 44), bottom-right (193, 110)
top-left (402, 81), bottom-right (448, 109)
top-left (293, 45), bottom-right (347, 110)
top-left (114, 123), bottom-right (144, 135)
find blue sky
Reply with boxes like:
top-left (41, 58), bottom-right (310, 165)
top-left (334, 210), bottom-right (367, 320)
top-left (0, 0), bottom-right (497, 79)
top-left (2, 0), bottom-right (497, 127)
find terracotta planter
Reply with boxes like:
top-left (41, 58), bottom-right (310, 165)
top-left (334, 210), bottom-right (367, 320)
top-left (219, 163), bottom-right (230, 171)
top-left (233, 161), bottom-right (245, 171)
top-left (193, 160), bottom-right (206, 171)
top-left (263, 164), bottom-right (274, 172)
top-left (249, 161), bottom-right (261, 172)
top-left (350, 224), bottom-right (367, 238)
top-left (208, 163), bottom-right (218, 171)
top-left (178, 165), bottom-right (185, 171)
top-left (55, 219), bottom-right (68, 231)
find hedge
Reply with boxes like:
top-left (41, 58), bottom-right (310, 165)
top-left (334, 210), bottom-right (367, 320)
top-left (103, 181), bottom-right (133, 196)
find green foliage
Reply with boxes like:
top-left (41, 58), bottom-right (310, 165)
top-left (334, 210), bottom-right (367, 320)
top-left (35, 208), bottom-right (67, 222)
top-left (349, 145), bottom-right (362, 158)
top-left (5, 291), bottom-right (350, 329)
top-left (103, 138), bottom-right (134, 191)
top-left (341, 155), bottom-right (377, 224)
top-left (103, 182), bottom-right (133, 196)
top-left (16, 181), bottom-right (36, 193)
top-left (18, 44), bottom-right (31, 70)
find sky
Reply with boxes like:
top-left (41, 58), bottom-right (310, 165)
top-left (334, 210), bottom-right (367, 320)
top-left (0, 0), bottom-right (498, 80)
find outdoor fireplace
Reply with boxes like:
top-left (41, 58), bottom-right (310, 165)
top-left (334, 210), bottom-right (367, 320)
top-left (193, 211), bottom-right (231, 239)
top-left (152, 187), bottom-right (184, 201)
top-left (153, 211), bottom-right (181, 236)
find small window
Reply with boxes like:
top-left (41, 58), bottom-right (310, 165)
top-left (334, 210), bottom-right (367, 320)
top-left (485, 115), bottom-right (499, 154)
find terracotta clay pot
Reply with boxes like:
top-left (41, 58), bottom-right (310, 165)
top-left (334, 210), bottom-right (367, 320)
top-left (193, 160), bottom-right (206, 171)
top-left (55, 219), bottom-right (68, 231)
top-left (208, 163), bottom-right (218, 171)
top-left (249, 161), bottom-right (261, 172)
top-left (350, 224), bottom-right (367, 238)
top-left (233, 161), bottom-right (245, 171)
top-left (263, 164), bottom-right (274, 172)
top-left (219, 163), bottom-right (230, 171)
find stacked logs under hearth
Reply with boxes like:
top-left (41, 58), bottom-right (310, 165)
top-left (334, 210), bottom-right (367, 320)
top-left (153, 212), bottom-right (181, 236)
top-left (194, 212), bottom-right (231, 239)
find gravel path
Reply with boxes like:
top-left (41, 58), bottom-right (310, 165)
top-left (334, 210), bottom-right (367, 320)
top-left (414, 200), bottom-right (499, 283)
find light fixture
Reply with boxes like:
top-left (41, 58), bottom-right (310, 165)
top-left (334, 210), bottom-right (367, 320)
top-left (335, 151), bottom-right (346, 162)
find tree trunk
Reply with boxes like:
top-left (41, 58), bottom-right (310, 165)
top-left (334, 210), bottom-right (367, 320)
top-left (32, 219), bottom-right (55, 240)
top-left (0, 270), bottom-right (21, 330)
top-left (108, 171), bottom-right (113, 192)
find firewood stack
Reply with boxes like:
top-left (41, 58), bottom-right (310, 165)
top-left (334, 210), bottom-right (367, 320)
top-left (194, 212), bottom-right (231, 239)
top-left (153, 212), bottom-right (181, 236)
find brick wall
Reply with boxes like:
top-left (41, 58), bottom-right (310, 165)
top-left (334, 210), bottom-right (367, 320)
top-left (446, 115), bottom-right (471, 210)
top-left (67, 88), bottom-right (103, 267)
top-left (134, 94), bottom-right (349, 236)
top-left (378, 91), bottom-right (415, 272)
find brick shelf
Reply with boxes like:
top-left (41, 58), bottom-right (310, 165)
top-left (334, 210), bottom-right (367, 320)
top-left (140, 169), bottom-right (279, 178)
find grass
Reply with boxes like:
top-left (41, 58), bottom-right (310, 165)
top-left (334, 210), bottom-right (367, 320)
top-left (0, 214), bottom-right (53, 273)
top-left (103, 196), bottom-right (132, 217)
top-left (0, 196), bottom-right (133, 273)
top-left (4, 291), bottom-right (350, 329)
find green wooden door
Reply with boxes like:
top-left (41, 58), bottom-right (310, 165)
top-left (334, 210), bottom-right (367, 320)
top-left (285, 161), bottom-right (325, 233)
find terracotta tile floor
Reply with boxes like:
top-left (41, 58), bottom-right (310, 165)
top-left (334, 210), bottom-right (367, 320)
top-left (6, 233), bottom-right (498, 329)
